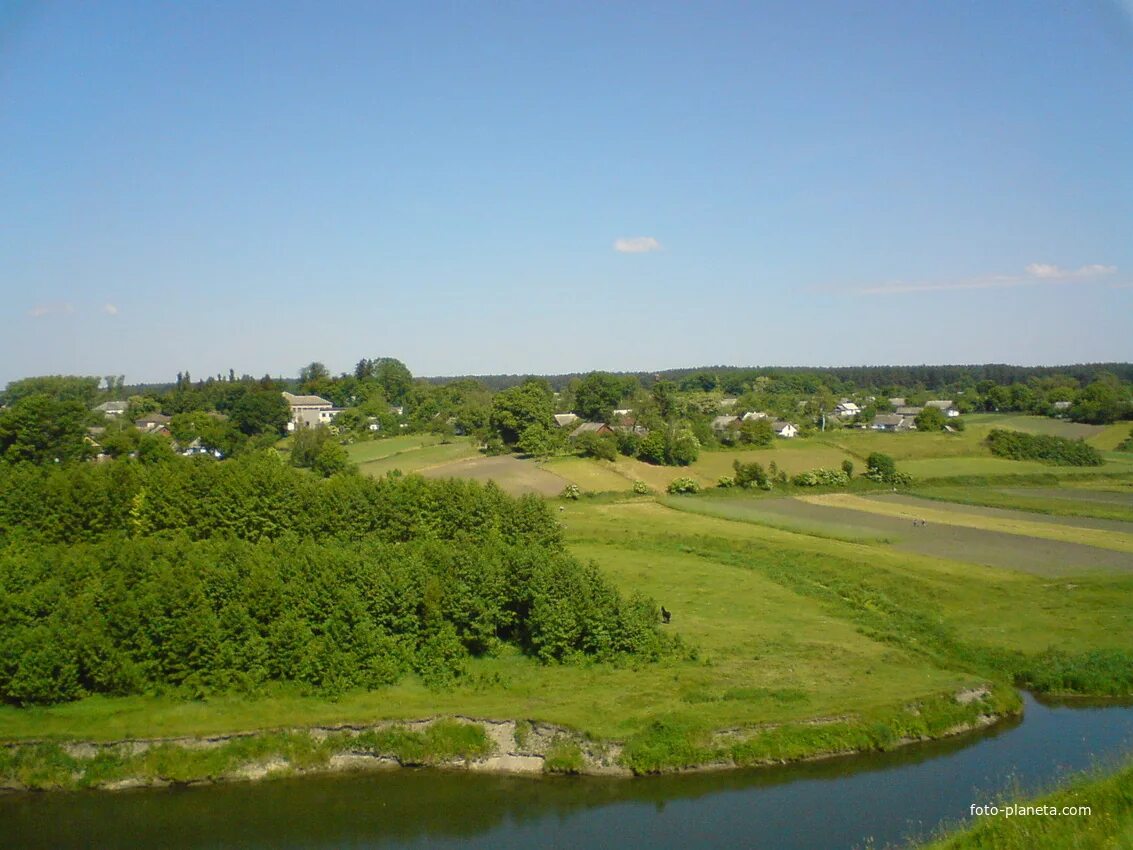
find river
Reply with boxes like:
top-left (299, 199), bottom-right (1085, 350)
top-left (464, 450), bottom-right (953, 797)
top-left (3, 693), bottom-right (1132, 849)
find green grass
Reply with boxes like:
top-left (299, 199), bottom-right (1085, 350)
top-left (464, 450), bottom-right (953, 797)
top-left (5, 479), bottom-right (1133, 779)
top-left (917, 756), bottom-right (1133, 849)
top-left (345, 434), bottom-right (451, 463)
top-left (658, 494), bottom-right (892, 544)
top-left (355, 439), bottom-right (479, 478)
top-left (902, 455), bottom-right (1133, 480)
top-left (542, 457), bottom-right (634, 492)
top-left (912, 485), bottom-right (1133, 523)
top-left (796, 492), bottom-right (1133, 554)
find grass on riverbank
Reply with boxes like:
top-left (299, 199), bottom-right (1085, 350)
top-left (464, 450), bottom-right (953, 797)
top-left (916, 756), bottom-right (1133, 849)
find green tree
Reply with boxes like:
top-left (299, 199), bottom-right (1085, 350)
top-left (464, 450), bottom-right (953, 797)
top-left (574, 372), bottom-right (625, 422)
top-left (0, 394), bottom-right (91, 465)
top-left (231, 390), bottom-right (289, 437)
top-left (374, 358), bottom-right (414, 405)
top-left (738, 418), bottom-right (773, 446)
top-left (489, 380), bottom-right (554, 447)
top-left (914, 405), bottom-right (947, 432)
top-left (517, 424), bottom-right (558, 458)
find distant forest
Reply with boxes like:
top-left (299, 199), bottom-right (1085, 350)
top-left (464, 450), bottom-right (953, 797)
top-left (426, 363), bottom-right (1133, 393)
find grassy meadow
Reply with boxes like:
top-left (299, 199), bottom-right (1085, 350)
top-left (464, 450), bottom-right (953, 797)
top-left (4, 414), bottom-right (1133, 781)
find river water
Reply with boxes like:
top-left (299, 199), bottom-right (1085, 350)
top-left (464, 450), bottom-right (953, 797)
top-left (3, 694), bottom-right (1132, 849)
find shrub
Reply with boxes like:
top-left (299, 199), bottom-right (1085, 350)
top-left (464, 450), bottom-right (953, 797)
top-left (561, 484), bottom-right (581, 500)
top-left (732, 459), bottom-right (769, 489)
top-left (791, 468), bottom-right (850, 487)
top-left (841, 459), bottom-right (854, 478)
top-left (986, 429), bottom-right (1104, 466)
top-left (666, 477), bottom-right (701, 495)
top-left (716, 475), bottom-right (736, 488)
top-left (632, 480), bottom-right (651, 495)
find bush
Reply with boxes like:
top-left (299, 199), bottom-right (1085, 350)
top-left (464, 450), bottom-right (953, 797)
top-left (986, 429), bottom-right (1104, 466)
top-left (561, 484), bottom-right (581, 500)
top-left (841, 459), bottom-right (854, 478)
top-left (666, 477), bottom-right (701, 495)
top-left (632, 480), bottom-right (651, 495)
top-left (791, 468), bottom-right (850, 487)
top-left (716, 475), bottom-right (736, 488)
top-left (732, 459), bottom-right (769, 489)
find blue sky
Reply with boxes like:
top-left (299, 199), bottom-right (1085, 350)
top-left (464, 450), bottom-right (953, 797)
top-left (1, 1), bottom-right (1131, 385)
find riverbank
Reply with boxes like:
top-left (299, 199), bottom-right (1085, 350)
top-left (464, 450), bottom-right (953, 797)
top-left (916, 756), bottom-right (1133, 849)
top-left (0, 684), bottom-right (1017, 792)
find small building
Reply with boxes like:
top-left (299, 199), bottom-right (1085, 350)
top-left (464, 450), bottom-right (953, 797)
top-left (93, 400), bottom-right (129, 417)
top-left (282, 391), bottom-right (341, 432)
top-left (741, 410), bottom-right (770, 422)
top-left (888, 397), bottom-right (906, 408)
top-left (894, 406), bottom-right (924, 418)
top-left (1053, 400), bottom-right (1073, 412)
top-left (925, 400), bottom-right (960, 418)
top-left (134, 412), bottom-right (172, 432)
top-left (554, 413), bottom-right (581, 428)
top-left (871, 414), bottom-right (912, 432)
top-left (711, 415), bottom-right (742, 434)
top-left (569, 422), bottom-right (615, 439)
top-left (771, 420), bottom-right (799, 438)
top-left (833, 401), bottom-right (861, 418)
top-left (611, 408), bottom-right (633, 418)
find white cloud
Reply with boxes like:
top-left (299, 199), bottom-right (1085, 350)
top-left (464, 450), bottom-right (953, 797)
top-left (852, 263), bottom-right (1118, 296)
top-left (614, 236), bottom-right (662, 254)
top-left (103, 303), bottom-right (119, 316)
top-left (28, 302), bottom-right (75, 318)
top-left (1025, 263), bottom-right (1116, 280)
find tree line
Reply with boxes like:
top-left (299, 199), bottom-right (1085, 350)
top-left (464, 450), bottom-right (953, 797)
top-left (0, 455), bottom-right (673, 705)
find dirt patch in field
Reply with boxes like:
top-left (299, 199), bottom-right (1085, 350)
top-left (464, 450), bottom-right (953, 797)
top-left (421, 455), bottom-right (570, 497)
top-left (746, 499), bottom-right (1133, 576)
top-left (874, 493), bottom-right (1133, 534)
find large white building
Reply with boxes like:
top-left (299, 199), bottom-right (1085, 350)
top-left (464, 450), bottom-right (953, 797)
top-left (282, 391), bottom-right (341, 431)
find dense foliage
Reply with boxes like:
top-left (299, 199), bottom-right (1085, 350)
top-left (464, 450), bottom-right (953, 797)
top-left (985, 429), bottom-right (1104, 466)
top-left (0, 456), bottom-right (672, 705)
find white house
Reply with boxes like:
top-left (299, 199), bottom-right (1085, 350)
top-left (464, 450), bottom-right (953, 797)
top-left (93, 400), bottom-right (129, 417)
top-left (554, 413), bottom-right (581, 428)
top-left (741, 410), bottom-right (770, 422)
top-left (282, 391), bottom-right (341, 431)
top-left (771, 420), bottom-right (799, 438)
top-left (925, 400), bottom-right (960, 417)
top-left (833, 401), bottom-right (861, 418)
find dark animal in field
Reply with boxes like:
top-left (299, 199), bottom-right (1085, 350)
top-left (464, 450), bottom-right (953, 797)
top-left (660, 605), bottom-right (671, 624)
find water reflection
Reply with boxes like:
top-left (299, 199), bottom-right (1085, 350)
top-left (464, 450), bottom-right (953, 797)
top-left (2, 694), bottom-right (1131, 850)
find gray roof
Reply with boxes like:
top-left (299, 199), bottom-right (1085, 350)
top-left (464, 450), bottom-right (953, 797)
top-left (94, 400), bottom-right (129, 414)
top-left (712, 415), bottom-right (741, 429)
top-left (554, 413), bottom-right (580, 427)
top-left (872, 414), bottom-right (904, 426)
top-left (925, 400), bottom-right (956, 410)
top-left (894, 406), bottom-right (923, 416)
top-left (569, 422), bottom-right (612, 438)
top-left (135, 412), bottom-right (172, 425)
top-left (282, 391), bottom-right (333, 408)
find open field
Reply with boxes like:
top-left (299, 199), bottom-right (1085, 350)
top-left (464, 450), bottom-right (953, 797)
top-left (799, 493), bottom-right (1133, 556)
top-left (344, 433), bottom-right (453, 463)
top-left (880, 492), bottom-right (1133, 532)
top-left (962, 413), bottom-right (1108, 441)
top-left (541, 457), bottom-right (635, 492)
top-left (913, 485), bottom-right (1133, 523)
top-left (7, 424), bottom-right (1133, 772)
top-left (422, 455), bottom-right (570, 496)
top-left (352, 438), bottom-right (480, 478)
top-left (688, 493), bottom-right (1133, 576)
top-left (900, 454), bottom-right (1133, 479)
